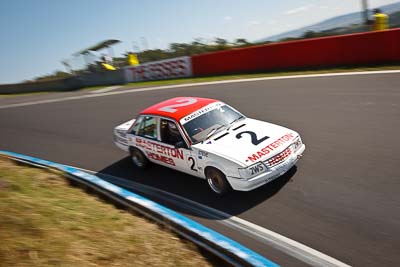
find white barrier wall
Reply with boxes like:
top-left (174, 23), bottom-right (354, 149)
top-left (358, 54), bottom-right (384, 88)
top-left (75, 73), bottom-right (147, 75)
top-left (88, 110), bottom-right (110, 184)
top-left (124, 56), bottom-right (192, 82)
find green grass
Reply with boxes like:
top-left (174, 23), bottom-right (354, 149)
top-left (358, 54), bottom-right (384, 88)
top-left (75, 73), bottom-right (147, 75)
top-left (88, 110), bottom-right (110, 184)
top-left (0, 90), bottom-right (52, 97)
top-left (0, 86), bottom-right (106, 97)
top-left (0, 158), bottom-right (214, 267)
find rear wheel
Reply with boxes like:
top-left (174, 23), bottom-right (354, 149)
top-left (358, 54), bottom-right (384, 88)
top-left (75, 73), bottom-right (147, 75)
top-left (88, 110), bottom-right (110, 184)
top-left (129, 147), bottom-right (149, 169)
top-left (205, 167), bottom-right (231, 195)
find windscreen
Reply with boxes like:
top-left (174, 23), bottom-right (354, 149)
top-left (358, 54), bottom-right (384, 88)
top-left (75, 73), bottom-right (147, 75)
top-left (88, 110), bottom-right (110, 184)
top-left (182, 104), bottom-right (244, 144)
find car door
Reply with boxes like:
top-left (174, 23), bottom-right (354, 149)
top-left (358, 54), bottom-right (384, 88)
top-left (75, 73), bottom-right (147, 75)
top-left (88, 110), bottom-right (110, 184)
top-left (130, 115), bottom-right (161, 163)
top-left (157, 118), bottom-right (202, 176)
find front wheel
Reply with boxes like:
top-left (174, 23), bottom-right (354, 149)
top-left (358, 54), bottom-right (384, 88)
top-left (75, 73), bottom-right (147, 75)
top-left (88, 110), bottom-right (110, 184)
top-left (129, 147), bottom-right (149, 169)
top-left (205, 168), bottom-right (231, 195)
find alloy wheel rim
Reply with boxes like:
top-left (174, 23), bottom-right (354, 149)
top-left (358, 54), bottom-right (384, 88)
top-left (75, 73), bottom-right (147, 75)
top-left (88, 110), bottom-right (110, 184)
top-left (132, 152), bottom-right (143, 167)
top-left (207, 173), bottom-right (222, 194)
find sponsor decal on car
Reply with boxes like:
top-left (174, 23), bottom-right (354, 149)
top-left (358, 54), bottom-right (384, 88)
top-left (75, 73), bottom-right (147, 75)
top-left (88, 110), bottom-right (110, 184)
top-left (181, 102), bottom-right (223, 123)
top-left (136, 138), bottom-right (184, 160)
top-left (247, 133), bottom-right (295, 163)
top-left (146, 152), bottom-right (176, 166)
top-left (198, 150), bottom-right (209, 159)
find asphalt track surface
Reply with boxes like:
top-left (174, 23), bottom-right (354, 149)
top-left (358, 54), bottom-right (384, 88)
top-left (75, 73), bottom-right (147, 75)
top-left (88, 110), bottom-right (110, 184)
top-left (1, 72), bottom-right (400, 266)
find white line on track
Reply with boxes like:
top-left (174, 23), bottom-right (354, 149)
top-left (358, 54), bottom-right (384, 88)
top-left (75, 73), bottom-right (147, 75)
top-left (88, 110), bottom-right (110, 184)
top-left (1, 69), bottom-right (399, 109)
top-left (74, 166), bottom-right (351, 267)
top-left (89, 85), bottom-right (122, 94)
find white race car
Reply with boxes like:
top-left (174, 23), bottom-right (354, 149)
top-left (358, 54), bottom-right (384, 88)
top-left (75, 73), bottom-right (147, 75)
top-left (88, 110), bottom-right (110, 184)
top-left (114, 97), bottom-right (305, 194)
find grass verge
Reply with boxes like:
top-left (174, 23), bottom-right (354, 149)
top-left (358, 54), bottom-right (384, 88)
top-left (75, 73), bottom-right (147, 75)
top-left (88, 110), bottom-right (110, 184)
top-left (0, 158), bottom-right (215, 267)
top-left (2, 64), bottom-right (400, 97)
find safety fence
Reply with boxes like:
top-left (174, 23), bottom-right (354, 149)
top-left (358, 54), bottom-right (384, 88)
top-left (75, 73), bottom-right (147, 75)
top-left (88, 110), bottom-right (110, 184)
top-left (0, 150), bottom-right (279, 267)
top-left (191, 28), bottom-right (400, 76)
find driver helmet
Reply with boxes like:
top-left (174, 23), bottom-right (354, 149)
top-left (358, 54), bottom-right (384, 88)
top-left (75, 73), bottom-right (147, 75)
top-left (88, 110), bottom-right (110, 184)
top-left (168, 122), bottom-right (179, 135)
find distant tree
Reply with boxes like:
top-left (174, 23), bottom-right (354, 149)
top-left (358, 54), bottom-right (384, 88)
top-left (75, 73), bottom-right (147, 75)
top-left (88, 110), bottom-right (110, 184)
top-left (34, 71), bottom-right (72, 82)
top-left (303, 31), bottom-right (317, 39)
top-left (278, 37), bottom-right (300, 42)
top-left (169, 43), bottom-right (193, 56)
top-left (234, 38), bottom-right (251, 47)
top-left (214, 38), bottom-right (230, 50)
top-left (116, 36), bottom-right (257, 64)
top-left (139, 49), bottom-right (170, 63)
top-left (256, 40), bottom-right (272, 45)
top-left (190, 39), bottom-right (208, 54)
top-left (191, 38), bottom-right (206, 47)
top-left (215, 38), bottom-right (228, 46)
top-left (301, 30), bottom-right (334, 39)
top-left (388, 10), bottom-right (400, 27)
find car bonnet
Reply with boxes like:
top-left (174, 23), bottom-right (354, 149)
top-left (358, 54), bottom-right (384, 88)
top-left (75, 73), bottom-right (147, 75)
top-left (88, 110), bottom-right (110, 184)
top-left (193, 118), bottom-right (298, 167)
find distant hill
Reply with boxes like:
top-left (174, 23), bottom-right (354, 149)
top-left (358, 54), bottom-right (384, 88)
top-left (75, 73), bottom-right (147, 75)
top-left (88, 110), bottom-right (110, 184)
top-left (258, 1), bottom-right (400, 42)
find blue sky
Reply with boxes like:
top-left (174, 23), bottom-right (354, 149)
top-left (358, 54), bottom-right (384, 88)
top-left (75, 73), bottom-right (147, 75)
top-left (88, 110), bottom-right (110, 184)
top-left (0, 0), bottom-right (398, 84)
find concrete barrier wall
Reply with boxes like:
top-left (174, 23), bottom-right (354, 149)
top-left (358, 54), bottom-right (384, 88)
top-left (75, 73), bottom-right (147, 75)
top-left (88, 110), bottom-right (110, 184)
top-left (0, 77), bottom-right (81, 94)
top-left (0, 70), bottom-right (126, 94)
top-left (79, 69), bottom-right (126, 87)
top-left (191, 29), bottom-right (400, 76)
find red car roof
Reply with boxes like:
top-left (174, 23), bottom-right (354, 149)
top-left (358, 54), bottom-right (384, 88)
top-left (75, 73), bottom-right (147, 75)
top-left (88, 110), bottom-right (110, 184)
top-left (140, 97), bottom-right (219, 122)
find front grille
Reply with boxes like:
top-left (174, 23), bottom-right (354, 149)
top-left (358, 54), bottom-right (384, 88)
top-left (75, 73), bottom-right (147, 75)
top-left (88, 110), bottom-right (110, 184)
top-left (265, 147), bottom-right (292, 168)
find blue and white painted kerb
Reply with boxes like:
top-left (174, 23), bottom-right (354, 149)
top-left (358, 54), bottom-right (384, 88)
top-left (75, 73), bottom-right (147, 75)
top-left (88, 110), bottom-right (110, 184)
top-left (0, 150), bottom-right (279, 267)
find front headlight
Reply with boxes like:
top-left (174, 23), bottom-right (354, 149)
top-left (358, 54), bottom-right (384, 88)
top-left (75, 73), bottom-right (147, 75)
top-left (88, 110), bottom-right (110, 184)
top-left (116, 130), bottom-right (127, 138)
top-left (291, 136), bottom-right (302, 152)
top-left (238, 161), bottom-right (268, 179)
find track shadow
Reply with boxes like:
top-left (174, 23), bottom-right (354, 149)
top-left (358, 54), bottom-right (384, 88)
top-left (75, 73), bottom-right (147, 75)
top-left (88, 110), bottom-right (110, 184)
top-left (96, 156), bottom-right (297, 219)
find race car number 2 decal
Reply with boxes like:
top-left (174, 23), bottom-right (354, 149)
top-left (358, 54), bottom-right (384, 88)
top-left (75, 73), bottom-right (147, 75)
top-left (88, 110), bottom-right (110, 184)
top-left (236, 131), bottom-right (269, 146)
top-left (158, 98), bottom-right (197, 113)
top-left (188, 156), bottom-right (197, 171)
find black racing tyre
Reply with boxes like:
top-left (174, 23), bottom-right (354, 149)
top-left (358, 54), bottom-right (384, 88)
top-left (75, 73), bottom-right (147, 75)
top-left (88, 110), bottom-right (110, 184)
top-left (129, 147), bottom-right (149, 169)
top-left (205, 167), bottom-right (232, 195)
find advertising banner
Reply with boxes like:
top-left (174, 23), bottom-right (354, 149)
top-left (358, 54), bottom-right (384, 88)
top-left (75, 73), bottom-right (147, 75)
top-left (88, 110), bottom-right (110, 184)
top-left (125, 56), bottom-right (192, 82)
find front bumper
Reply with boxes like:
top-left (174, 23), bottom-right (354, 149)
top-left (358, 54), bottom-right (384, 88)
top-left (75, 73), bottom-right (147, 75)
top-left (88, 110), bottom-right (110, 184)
top-left (228, 144), bottom-right (305, 191)
top-left (113, 133), bottom-right (130, 152)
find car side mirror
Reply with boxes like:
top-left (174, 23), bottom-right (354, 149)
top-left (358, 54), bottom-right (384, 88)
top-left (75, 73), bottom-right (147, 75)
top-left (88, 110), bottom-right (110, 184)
top-left (174, 140), bottom-right (187, 149)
